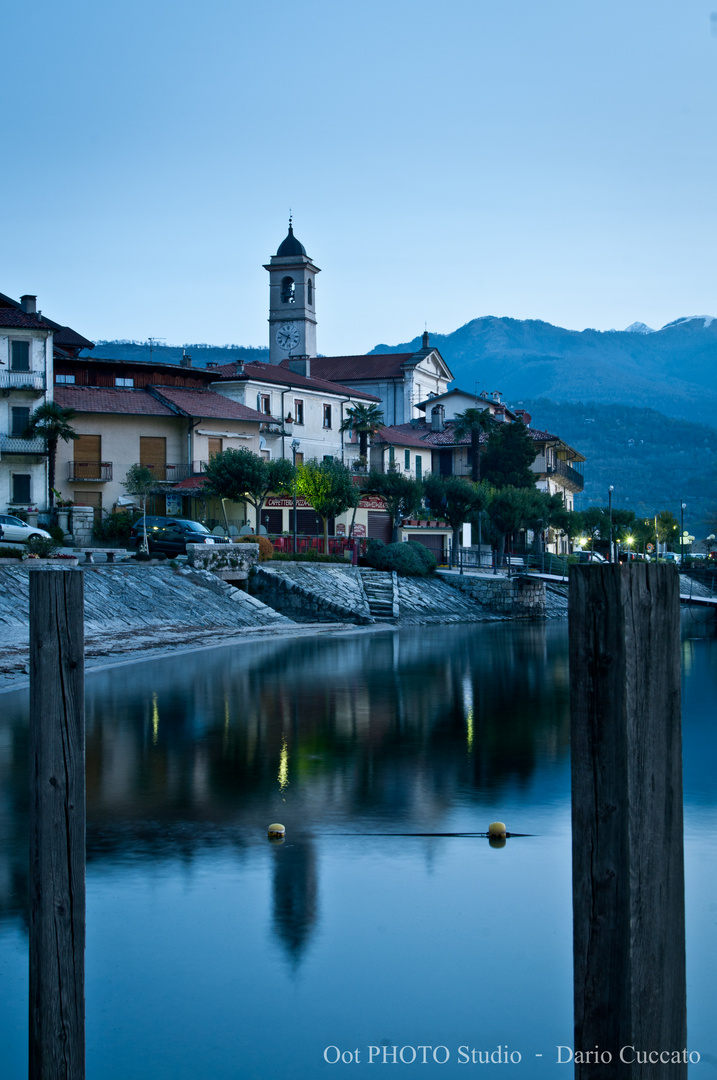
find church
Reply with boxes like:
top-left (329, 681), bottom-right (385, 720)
top-left (263, 220), bottom-right (454, 424)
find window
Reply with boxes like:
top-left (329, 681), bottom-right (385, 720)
top-left (115, 377), bottom-right (134, 387)
top-left (389, 446), bottom-right (395, 465)
top-left (11, 407), bottom-right (30, 436)
top-left (323, 404), bottom-right (332, 429)
top-left (55, 374), bottom-right (76, 384)
top-left (294, 399), bottom-right (304, 425)
top-left (208, 438), bottom-right (222, 459)
top-left (416, 455), bottom-right (422, 480)
top-left (295, 451), bottom-right (304, 465)
top-left (307, 278), bottom-right (313, 305)
top-left (12, 474), bottom-right (31, 503)
top-left (281, 276), bottom-right (295, 304)
top-left (323, 455), bottom-right (333, 463)
top-left (10, 341), bottom-right (30, 371)
top-left (257, 394), bottom-right (271, 414)
top-left (405, 449), bottom-right (411, 471)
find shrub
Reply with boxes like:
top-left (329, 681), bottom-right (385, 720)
top-left (27, 536), bottom-right (60, 558)
top-left (48, 524), bottom-right (66, 544)
top-left (237, 535), bottom-right (274, 561)
top-left (408, 541), bottom-right (437, 574)
top-left (0, 546), bottom-right (23, 559)
top-left (364, 540), bottom-right (429, 576)
top-left (93, 511), bottom-right (135, 544)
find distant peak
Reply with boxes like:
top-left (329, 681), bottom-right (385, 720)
top-left (660, 315), bottom-right (716, 330)
top-left (624, 321), bottom-right (655, 334)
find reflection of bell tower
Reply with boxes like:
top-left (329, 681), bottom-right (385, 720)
top-left (271, 839), bottom-right (318, 964)
top-left (264, 218), bottom-right (320, 365)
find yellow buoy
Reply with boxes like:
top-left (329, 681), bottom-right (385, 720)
top-left (268, 823), bottom-right (286, 839)
top-left (488, 821), bottom-right (507, 838)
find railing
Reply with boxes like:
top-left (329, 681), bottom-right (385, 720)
top-left (270, 535), bottom-right (369, 556)
top-left (140, 462), bottom-right (208, 482)
top-left (0, 435), bottom-right (46, 454)
top-left (0, 371), bottom-right (46, 392)
top-left (546, 459), bottom-right (584, 490)
top-left (68, 461), bottom-right (113, 481)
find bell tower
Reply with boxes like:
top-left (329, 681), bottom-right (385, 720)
top-left (264, 219), bottom-right (321, 365)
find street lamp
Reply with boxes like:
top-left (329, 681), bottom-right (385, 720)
top-left (608, 486), bottom-right (614, 563)
top-left (291, 439), bottom-right (301, 555)
top-left (681, 502), bottom-right (686, 562)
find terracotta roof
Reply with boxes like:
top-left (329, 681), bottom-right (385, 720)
top-left (173, 475), bottom-right (207, 491)
top-left (212, 360), bottom-right (380, 400)
top-left (53, 386), bottom-right (176, 416)
top-left (302, 354), bottom-right (414, 381)
top-left (372, 425), bottom-right (433, 449)
top-left (52, 326), bottom-right (95, 350)
top-left (0, 307), bottom-right (55, 330)
top-left (150, 386), bottom-right (268, 422)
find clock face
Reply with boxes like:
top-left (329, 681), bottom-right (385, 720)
top-left (276, 323), bottom-right (301, 352)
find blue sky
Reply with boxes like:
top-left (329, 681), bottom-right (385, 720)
top-left (3, 0), bottom-right (717, 354)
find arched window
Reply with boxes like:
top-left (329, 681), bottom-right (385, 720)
top-left (307, 277), bottom-right (313, 305)
top-left (281, 276), bottom-right (295, 304)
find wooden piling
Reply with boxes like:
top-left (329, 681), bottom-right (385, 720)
top-left (29, 570), bottom-right (85, 1080)
top-left (569, 563), bottom-right (685, 1078)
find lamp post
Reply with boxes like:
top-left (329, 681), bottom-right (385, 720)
top-left (291, 439), bottom-right (300, 555)
top-left (681, 502), bottom-right (686, 562)
top-left (608, 486), bottom-right (614, 563)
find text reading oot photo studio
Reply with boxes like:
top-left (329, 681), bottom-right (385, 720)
top-left (322, 1045), bottom-right (702, 1065)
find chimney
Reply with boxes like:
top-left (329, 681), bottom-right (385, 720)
top-left (288, 356), bottom-right (311, 378)
top-left (491, 390), bottom-right (502, 402)
top-left (422, 330), bottom-right (430, 350)
top-left (515, 409), bottom-right (532, 426)
top-left (180, 351), bottom-right (192, 367)
top-left (20, 294), bottom-right (37, 314)
top-left (494, 404), bottom-right (506, 422)
top-left (431, 404), bottom-right (445, 432)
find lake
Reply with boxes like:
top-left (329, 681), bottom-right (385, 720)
top-left (0, 616), bottom-right (715, 1076)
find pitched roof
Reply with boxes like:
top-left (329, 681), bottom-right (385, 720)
top-left (52, 326), bottom-right (95, 350)
top-left (53, 385), bottom-right (177, 416)
top-left (173, 475), bottom-right (207, 491)
top-left (212, 360), bottom-right (380, 400)
top-left (305, 354), bottom-right (414, 381)
top-left (149, 386), bottom-right (268, 422)
top-left (0, 307), bottom-right (55, 331)
top-left (372, 425), bottom-right (433, 449)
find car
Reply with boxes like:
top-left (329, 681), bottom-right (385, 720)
top-left (0, 514), bottom-right (53, 544)
top-left (660, 552), bottom-right (681, 564)
top-left (129, 516), bottom-right (230, 555)
top-left (573, 550), bottom-right (606, 563)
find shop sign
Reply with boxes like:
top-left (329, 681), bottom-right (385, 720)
top-left (265, 496), bottom-right (311, 508)
top-left (358, 496), bottom-right (387, 509)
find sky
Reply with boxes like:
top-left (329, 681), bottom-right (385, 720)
top-left (3, 0), bottom-right (717, 355)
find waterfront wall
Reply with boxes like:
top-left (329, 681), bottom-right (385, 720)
top-left (250, 564), bottom-right (373, 624)
top-left (440, 571), bottom-right (547, 619)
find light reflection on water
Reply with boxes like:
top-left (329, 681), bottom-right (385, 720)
top-left (0, 616), bottom-right (715, 1077)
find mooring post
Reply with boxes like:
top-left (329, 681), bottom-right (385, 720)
top-left (29, 570), bottom-right (85, 1080)
top-left (569, 563), bottom-right (685, 1078)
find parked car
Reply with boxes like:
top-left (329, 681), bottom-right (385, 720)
top-left (660, 552), bottom-right (681, 564)
top-left (0, 514), bottom-right (53, 544)
top-left (573, 550), bottom-right (606, 563)
top-left (129, 517), bottom-right (230, 555)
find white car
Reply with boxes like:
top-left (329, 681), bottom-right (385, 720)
top-left (0, 514), bottom-right (52, 543)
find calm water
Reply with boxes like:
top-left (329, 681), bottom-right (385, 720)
top-left (0, 617), bottom-right (715, 1077)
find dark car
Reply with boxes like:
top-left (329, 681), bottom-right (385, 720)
top-left (129, 517), bottom-right (230, 555)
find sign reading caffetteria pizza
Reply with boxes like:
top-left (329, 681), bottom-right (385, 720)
top-left (358, 496), bottom-right (387, 509)
top-left (265, 496), bottom-right (312, 508)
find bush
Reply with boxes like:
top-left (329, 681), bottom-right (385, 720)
top-left (364, 540), bottom-right (429, 576)
top-left (26, 536), bottom-right (60, 558)
top-left (272, 550), bottom-right (347, 564)
top-left (0, 546), bottom-right (23, 559)
top-left (93, 511), bottom-right (135, 544)
top-left (48, 524), bottom-right (66, 544)
top-left (237, 535), bottom-right (274, 560)
top-left (407, 541), bottom-right (437, 574)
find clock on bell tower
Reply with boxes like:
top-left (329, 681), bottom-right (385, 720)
top-left (264, 218), bottom-right (321, 365)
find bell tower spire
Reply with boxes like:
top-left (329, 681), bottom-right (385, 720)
top-left (264, 220), bottom-right (321, 365)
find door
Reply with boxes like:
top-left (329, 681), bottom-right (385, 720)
top-left (74, 435), bottom-right (101, 480)
top-left (140, 436), bottom-right (167, 481)
top-left (367, 511), bottom-right (392, 541)
top-left (439, 449), bottom-right (453, 476)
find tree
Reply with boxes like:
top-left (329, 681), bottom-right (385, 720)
top-left (364, 469), bottom-right (424, 542)
top-left (202, 448), bottom-right (294, 532)
top-left (296, 458), bottom-right (358, 551)
top-left (486, 486), bottom-right (546, 563)
top-left (451, 407), bottom-right (495, 482)
top-left (481, 422), bottom-right (537, 489)
top-left (122, 464), bottom-right (156, 552)
top-left (339, 403), bottom-right (385, 462)
top-left (22, 401), bottom-right (79, 510)
top-left (424, 475), bottom-right (490, 565)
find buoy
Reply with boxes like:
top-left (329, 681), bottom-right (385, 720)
top-left (268, 823), bottom-right (285, 839)
top-left (488, 821), bottom-right (507, 838)
top-left (489, 835), bottom-right (507, 849)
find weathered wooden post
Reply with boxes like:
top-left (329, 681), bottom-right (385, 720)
top-left (29, 570), bottom-right (85, 1080)
top-left (569, 563), bottom-right (685, 1078)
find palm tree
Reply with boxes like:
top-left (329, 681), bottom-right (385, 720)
top-left (23, 402), bottom-right (79, 510)
top-left (339, 402), bottom-right (385, 462)
top-left (452, 407), bottom-right (495, 482)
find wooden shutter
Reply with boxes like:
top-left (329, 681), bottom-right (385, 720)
top-left (74, 435), bottom-right (101, 480)
top-left (140, 436), bottom-right (167, 481)
top-left (208, 438), bottom-right (222, 459)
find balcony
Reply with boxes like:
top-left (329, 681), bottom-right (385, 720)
top-left (68, 461), bottom-right (113, 481)
top-left (0, 370), bottom-right (46, 392)
top-left (546, 458), bottom-right (584, 491)
top-left (0, 435), bottom-right (46, 455)
top-left (139, 462), bottom-right (208, 483)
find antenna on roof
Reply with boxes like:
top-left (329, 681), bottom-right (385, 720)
top-left (148, 337), bottom-right (166, 364)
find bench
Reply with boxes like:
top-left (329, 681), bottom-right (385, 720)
top-left (77, 548), bottom-right (127, 564)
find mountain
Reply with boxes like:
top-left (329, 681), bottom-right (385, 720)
top-left (87, 341), bottom-right (270, 366)
top-left (370, 315), bottom-right (717, 426)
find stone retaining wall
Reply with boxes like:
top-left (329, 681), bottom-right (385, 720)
top-left (250, 564), bottom-right (372, 624)
top-left (397, 575), bottom-right (501, 623)
top-left (440, 571), bottom-right (546, 619)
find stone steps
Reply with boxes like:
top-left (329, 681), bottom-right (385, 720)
top-left (358, 569), bottom-right (395, 619)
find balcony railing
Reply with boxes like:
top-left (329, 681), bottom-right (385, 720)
top-left (68, 461), bottom-right (113, 481)
top-left (0, 370), bottom-right (46, 392)
top-left (546, 458), bottom-right (584, 491)
top-left (140, 462), bottom-right (208, 483)
top-left (0, 435), bottom-right (46, 454)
